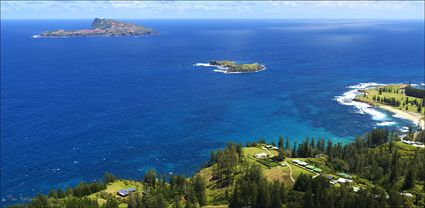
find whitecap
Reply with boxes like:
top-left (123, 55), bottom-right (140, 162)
top-left (376, 121), bottom-right (397, 126)
top-left (194, 63), bottom-right (212, 67)
top-left (334, 82), bottom-right (387, 121)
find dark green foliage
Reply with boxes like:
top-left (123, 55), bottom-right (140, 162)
top-left (103, 172), bottom-right (117, 184)
top-left (229, 165), bottom-right (286, 208)
top-left (192, 175), bottom-right (206, 206)
top-left (405, 86), bottom-right (425, 99)
top-left (143, 169), bottom-right (157, 188)
top-left (103, 197), bottom-right (119, 208)
top-left (403, 167), bottom-right (415, 190)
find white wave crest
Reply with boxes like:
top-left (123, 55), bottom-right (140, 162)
top-left (334, 82), bottom-right (388, 121)
top-left (377, 121), bottom-right (397, 126)
top-left (194, 63), bottom-right (213, 67)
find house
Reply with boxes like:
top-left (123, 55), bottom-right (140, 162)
top-left (330, 180), bottom-right (337, 185)
top-left (271, 146), bottom-right (279, 150)
top-left (337, 178), bottom-right (353, 184)
top-left (306, 165), bottom-right (315, 170)
top-left (298, 161), bottom-right (308, 166)
top-left (117, 188), bottom-right (136, 197)
top-left (352, 186), bottom-right (360, 192)
top-left (292, 159), bottom-right (301, 164)
top-left (254, 153), bottom-right (269, 159)
top-left (401, 192), bottom-right (413, 197)
top-left (280, 163), bottom-right (286, 167)
top-left (313, 168), bottom-right (323, 173)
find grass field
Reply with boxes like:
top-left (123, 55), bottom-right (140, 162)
top-left (355, 84), bottom-right (424, 114)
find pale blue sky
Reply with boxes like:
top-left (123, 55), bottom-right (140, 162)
top-left (1, 1), bottom-right (424, 20)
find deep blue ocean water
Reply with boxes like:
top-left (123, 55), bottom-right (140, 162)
top-left (1, 19), bottom-right (424, 205)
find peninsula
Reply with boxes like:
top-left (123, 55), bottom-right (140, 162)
top-left (209, 60), bottom-right (265, 73)
top-left (34, 18), bottom-right (157, 38)
top-left (354, 84), bottom-right (425, 128)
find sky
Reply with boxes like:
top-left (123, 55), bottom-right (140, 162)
top-left (1, 1), bottom-right (424, 20)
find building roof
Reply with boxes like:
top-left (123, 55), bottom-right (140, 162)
top-left (313, 168), bottom-right (323, 172)
top-left (306, 165), bottom-right (315, 169)
top-left (337, 178), bottom-right (353, 183)
top-left (117, 188), bottom-right (136, 196)
top-left (298, 161), bottom-right (308, 166)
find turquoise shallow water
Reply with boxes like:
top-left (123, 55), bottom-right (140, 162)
top-left (1, 19), bottom-right (424, 205)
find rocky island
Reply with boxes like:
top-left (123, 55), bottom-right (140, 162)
top-left (195, 60), bottom-right (266, 74)
top-left (34, 18), bottom-right (157, 38)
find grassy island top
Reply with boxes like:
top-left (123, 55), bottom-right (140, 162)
top-left (210, 60), bottom-right (265, 72)
top-left (354, 84), bottom-right (425, 127)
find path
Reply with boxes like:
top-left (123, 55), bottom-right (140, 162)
top-left (284, 161), bottom-right (295, 182)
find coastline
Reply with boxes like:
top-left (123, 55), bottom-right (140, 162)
top-left (354, 98), bottom-right (425, 129)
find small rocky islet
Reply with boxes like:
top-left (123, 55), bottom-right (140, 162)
top-left (34, 18), bottom-right (157, 38)
top-left (208, 60), bottom-right (266, 73)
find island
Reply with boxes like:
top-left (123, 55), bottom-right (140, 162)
top-left (34, 18), bottom-right (157, 38)
top-left (354, 83), bottom-right (425, 129)
top-left (208, 60), bottom-right (266, 73)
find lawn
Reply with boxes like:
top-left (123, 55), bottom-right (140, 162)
top-left (355, 84), bottom-right (424, 114)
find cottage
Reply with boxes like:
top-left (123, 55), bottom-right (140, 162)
top-left (401, 192), bottom-right (413, 197)
top-left (271, 146), bottom-right (279, 150)
top-left (352, 186), bottom-right (360, 192)
top-left (306, 165), bottom-right (315, 170)
top-left (313, 168), bottom-right (323, 173)
top-left (117, 188), bottom-right (136, 197)
top-left (298, 161), bottom-right (308, 166)
top-left (292, 159), bottom-right (301, 164)
top-left (280, 163), bottom-right (287, 167)
top-left (254, 152), bottom-right (269, 159)
top-left (337, 178), bottom-right (353, 184)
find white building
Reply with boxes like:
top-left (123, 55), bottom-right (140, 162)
top-left (337, 178), bottom-right (353, 184)
top-left (254, 153), bottom-right (269, 158)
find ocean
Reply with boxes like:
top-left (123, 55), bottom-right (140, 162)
top-left (1, 19), bottom-right (424, 205)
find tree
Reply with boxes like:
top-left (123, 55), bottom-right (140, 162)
top-left (104, 198), bottom-right (119, 208)
top-left (285, 137), bottom-right (290, 150)
top-left (278, 136), bottom-right (284, 149)
top-left (143, 169), bottom-right (157, 188)
top-left (192, 175), bottom-right (206, 206)
top-left (276, 148), bottom-right (285, 162)
top-left (389, 188), bottom-right (402, 208)
top-left (103, 172), bottom-right (116, 184)
top-left (403, 168), bottom-right (415, 190)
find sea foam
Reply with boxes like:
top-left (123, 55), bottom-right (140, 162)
top-left (334, 82), bottom-right (389, 121)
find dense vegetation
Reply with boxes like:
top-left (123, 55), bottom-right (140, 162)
top-left (405, 86), bottom-right (425, 99)
top-left (9, 129), bottom-right (425, 208)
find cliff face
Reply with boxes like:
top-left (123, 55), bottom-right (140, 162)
top-left (37, 18), bottom-right (157, 38)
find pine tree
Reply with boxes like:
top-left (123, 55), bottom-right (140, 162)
top-left (192, 174), bottom-right (206, 206)
top-left (278, 136), bottom-right (284, 149)
top-left (402, 168), bottom-right (415, 190)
